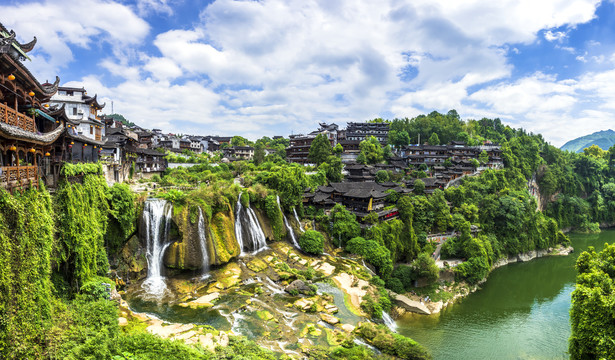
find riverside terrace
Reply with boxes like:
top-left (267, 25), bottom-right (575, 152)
top-left (303, 181), bottom-right (413, 222)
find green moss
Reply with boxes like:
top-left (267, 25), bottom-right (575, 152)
top-left (210, 204), bottom-right (240, 264)
top-left (55, 175), bottom-right (110, 290)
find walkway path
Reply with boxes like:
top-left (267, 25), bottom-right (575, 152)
top-left (428, 232), bottom-right (457, 260)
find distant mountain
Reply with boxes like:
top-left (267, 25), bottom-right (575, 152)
top-left (560, 129), bottom-right (615, 153)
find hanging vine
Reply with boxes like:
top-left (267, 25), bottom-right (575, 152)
top-left (54, 174), bottom-right (110, 290)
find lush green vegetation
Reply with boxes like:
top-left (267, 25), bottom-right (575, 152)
top-left (61, 162), bottom-right (103, 176)
top-left (299, 230), bottom-right (325, 255)
top-left (569, 243), bottom-right (615, 359)
top-left (355, 322), bottom-right (431, 360)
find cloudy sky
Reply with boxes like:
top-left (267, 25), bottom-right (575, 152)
top-left (3, 0), bottom-right (615, 146)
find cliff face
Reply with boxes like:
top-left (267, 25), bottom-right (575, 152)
top-left (162, 203), bottom-right (243, 269)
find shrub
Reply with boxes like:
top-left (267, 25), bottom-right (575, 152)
top-left (355, 322), bottom-right (431, 360)
top-left (386, 277), bottom-right (405, 294)
top-left (455, 256), bottom-right (490, 284)
top-left (411, 253), bottom-right (440, 285)
top-left (78, 279), bottom-right (112, 302)
top-left (299, 230), bottom-right (324, 255)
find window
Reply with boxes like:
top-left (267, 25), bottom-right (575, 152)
top-left (72, 107), bottom-right (77, 115)
top-left (90, 126), bottom-right (93, 135)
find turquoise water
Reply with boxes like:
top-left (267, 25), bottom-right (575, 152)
top-left (396, 231), bottom-right (614, 360)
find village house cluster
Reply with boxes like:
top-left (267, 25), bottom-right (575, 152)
top-left (291, 122), bottom-right (503, 222)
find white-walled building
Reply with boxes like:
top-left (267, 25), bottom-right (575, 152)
top-left (48, 86), bottom-right (106, 142)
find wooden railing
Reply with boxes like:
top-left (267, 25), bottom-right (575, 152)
top-left (0, 103), bottom-right (36, 132)
top-left (0, 166), bottom-right (38, 191)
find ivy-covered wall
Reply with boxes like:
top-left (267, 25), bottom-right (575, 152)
top-left (55, 175), bottom-right (110, 290)
top-left (0, 188), bottom-right (55, 359)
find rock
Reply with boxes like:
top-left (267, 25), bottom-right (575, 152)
top-left (147, 323), bottom-right (195, 339)
top-left (320, 313), bottom-right (339, 325)
top-left (118, 317), bottom-right (128, 326)
top-left (341, 324), bottom-right (355, 333)
top-left (285, 279), bottom-right (312, 295)
top-left (199, 333), bottom-right (215, 351)
top-left (315, 262), bottom-right (336, 276)
top-left (256, 310), bottom-right (275, 322)
top-left (218, 331), bottom-right (229, 347)
top-left (392, 294), bottom-right (431, 315)
top-left (324, 304), bottom-right (339, 314)
top-left (428, 300), bottom-right (444, 314)
top-left (246, 258), bottom-right (268, 272)
top-left (173, 330), bottom-right (197, 341)
top-left (294, 298), bottom-right (314, 311)
top-left (179, 292), bottom-right (220, 309)
top-left (333, 273), bottom-right (368, 313)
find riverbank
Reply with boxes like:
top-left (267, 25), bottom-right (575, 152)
top-left (391, 244), bottom-right (574, 316)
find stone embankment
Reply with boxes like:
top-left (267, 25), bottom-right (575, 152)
top-left (394, 244), bottom-right (574, 316)
top-left (492, 245), bottom-right (574, 269)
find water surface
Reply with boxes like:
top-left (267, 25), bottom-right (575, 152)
top-left (396, 230), bottom-right (614, 360)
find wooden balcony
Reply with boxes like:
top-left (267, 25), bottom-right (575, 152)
top-left (0, 103), bottom-right (36, 133)
top-left (0, 166), bottom-right (39, 191)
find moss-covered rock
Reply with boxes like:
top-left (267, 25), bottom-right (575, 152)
top-left (117, 235), bottom-right (147, 280)
top-left (164, 204), bottom-right (203, 270)
top-left (209, 203), bottom-right (241, 265)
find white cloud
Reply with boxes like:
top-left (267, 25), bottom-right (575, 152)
top-left (544, 30), bottom-right (568, 42)
top-left (135, 0), bottom-right (174, 16)
top-left (4, 0), bottom-right (609, 142)
top-left (0, 0), bottom-right (149, 79)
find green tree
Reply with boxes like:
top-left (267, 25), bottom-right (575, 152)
top-left (413, 179), bottom-right (425, 195)
top-left (397, 196), bottom-right (420, 260)
top-left (253, 144), bottom-right (265, 165)
top-left (231, 135), bottom-right (251, 147)
top-left (569, 244), bottom-right (615, 359)
top-left (308, 134), bottom-right (332, 165)
top-left (389, 130), bottom-right (410, 146)
top-left (428, 133), bottom-right (440, 145)
top-left (479, 150), bottom-right (489, 165)
top-left (299, 230), bottom-right (324, 255)
top-left (358, 136), bottom-right (384, 164)
top-left (319, 155), bottom-right (343, 183)
top-left (375, 170), bottom-right (390, 183)
top-left (411, 253), bottom-right (440, 284)
top-left (329, 204), bottom-right (360, 247)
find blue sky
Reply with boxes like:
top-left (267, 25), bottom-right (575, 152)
top-left (3, 0), bottom-right (615, 146)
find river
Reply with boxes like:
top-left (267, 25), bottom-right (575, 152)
top-left (396, 230), bottom-right (615, 360)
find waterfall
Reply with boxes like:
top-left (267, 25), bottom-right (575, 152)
top-left (246, 205), bottom-right (267, 252)
top-left (235, 194), bottom-right (245, 255)
top-left (197, 208), bottom-right (210, 277)
top-left (293, 207), bottom-right (305, 233)
top-left (277, 196), bottom-right (300, 248)
top-left (141, 198), bottom-right (173, 299)
top-left (382, 312), bottom-right (397, 332)
top-left (235, 193), bottom-right (267, 254)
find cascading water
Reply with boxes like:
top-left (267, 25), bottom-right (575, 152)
top-left (277, 196), bottom-right (300, 248)
top-left (235, 194), bottom-right (245, 254)
top-left (197, 208), bottom-right (210, 278)
top-left (382, 311), bottom-right (397, 332)
top-left (141, 198), bottom-right (173, 299)
top-left (235, 193), bottom-right (268, 254)
top-left (293, 207), bottom-right (305, 233)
